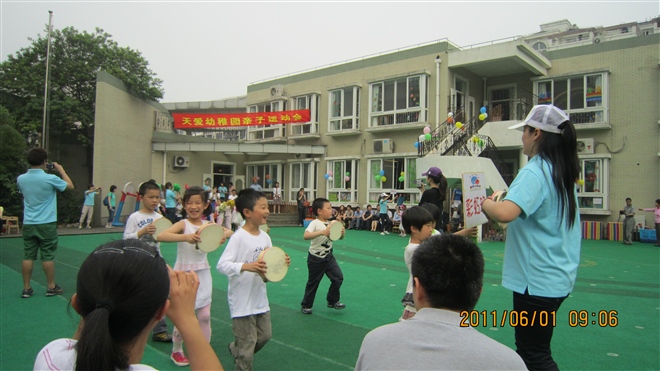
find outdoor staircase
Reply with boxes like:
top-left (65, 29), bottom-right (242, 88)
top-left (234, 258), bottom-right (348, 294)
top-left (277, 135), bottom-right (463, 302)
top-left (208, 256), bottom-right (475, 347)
top-left (267, 212), bottom-right (298, 227)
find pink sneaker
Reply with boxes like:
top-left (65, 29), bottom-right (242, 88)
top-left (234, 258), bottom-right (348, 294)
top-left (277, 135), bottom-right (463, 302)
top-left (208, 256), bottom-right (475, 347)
top-left (171, 352), bottom-right (190, 367)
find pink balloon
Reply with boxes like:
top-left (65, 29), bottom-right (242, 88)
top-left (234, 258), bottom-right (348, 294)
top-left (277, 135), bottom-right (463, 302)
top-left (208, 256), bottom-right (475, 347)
top-left (344, 176), bottom-right (350, 182)
top-left (423, 126), bottom-right (431, 134)
top-left (328, 171), bottom-right (333, 176)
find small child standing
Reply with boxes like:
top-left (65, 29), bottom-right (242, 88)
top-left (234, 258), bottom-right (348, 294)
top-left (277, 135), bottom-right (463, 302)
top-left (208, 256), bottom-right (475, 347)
top-left (123, 180), bottom-right (173, 343)
top-left (400, 206), bottom-right (436, 320)
top-left (301, 198), bottom-right (346, 315)
top-left (217, 189), bottom-right (290, 370)
top-left (157, 186), bottom-right (232, 367)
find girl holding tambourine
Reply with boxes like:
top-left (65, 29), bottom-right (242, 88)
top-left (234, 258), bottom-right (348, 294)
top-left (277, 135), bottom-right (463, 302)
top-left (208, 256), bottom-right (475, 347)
top-left (157, 186), bottom-right (232, 367)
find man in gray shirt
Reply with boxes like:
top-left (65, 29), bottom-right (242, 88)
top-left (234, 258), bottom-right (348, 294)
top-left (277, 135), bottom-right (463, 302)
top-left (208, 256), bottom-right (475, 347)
top-left (355, 234), bottom-right (526, 370)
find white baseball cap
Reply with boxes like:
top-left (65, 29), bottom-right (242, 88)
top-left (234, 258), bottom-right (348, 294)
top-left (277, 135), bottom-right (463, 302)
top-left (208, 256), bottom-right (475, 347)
top-left (508, 105), bottom-right (570, 134)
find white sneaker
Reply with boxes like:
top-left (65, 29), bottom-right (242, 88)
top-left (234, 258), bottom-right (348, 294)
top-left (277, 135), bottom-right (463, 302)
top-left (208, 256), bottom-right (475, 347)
top-left (380, 232), bottom-right (385, 235)
top-left (384, 231), bottom-right (389, 235)
top-left (78, 225), bottom-right (82, 229)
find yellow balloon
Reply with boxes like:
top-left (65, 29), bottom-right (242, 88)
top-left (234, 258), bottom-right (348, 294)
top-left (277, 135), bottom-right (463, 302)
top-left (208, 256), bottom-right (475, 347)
top-left (381, 176), bottom-right (387, 183)
top-left (456, 122), bottom-right (463, 129)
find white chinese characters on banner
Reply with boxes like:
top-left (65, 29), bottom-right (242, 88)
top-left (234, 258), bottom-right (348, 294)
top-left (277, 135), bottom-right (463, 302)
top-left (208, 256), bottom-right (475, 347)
top-left (462, 172), bottom-right (488, 229)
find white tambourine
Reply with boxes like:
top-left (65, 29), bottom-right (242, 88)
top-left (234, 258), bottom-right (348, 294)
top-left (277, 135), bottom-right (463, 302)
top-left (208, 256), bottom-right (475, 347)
top-left (195, 223), bottom-right (225, 253)
top-left (257, 246), bottom-right (288, 282)
top-left (153, 218), bottom-right (172, 240)
top-left (328, 220), bottom-right (343, 241)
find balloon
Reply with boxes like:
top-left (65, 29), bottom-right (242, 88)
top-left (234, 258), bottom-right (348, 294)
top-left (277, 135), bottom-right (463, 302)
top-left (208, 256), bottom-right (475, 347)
top-left (456, 122), bottom-right (463, 129)
top-left (328, 171), bottom-right (333, 176)
top-left (479, 113), bottom-right (486, 121)
top-left (448, 112), bottom-right (454, 118)
top-left (267, 179), bottom-right (272, 184)
top-left (398, 176), bottom-right (405, 182)
top-left (328, 176), bottom-right (333, 182)
top-left (381, 176), bottom-right (387, 183)
top-left (414, 142), bottom-right (419, 148)
top-left (483, 113), bottom-right (488, 119)
top-left (419, 134), bottom-right (425, 142)
top-left (173, 183), bottom-right (181, 192)
top-left (345, 172), bottom-right (350, 176)
top-left (423, 126), bottom-right (431, 134)
top-left (375, 175), bottom-right (382, 181)
top-left (324, 174), bottom-right (329, 179)
top-left (447, 117), bottom-right (454, 124)
top-left (480, 106), bottom-right (487, 114)
top-left (379, 169), bottom-right (385, 176)
top-left (425, 133), bottom-right (432, 141)
top-left (344, 176), bottom-right (350, 181)
top-left (185, 184), bottom-right (189, 189)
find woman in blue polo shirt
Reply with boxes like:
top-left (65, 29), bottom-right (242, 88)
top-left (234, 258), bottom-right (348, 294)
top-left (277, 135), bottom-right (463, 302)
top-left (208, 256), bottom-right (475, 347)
top-left (482, 105), bottom-right (581, 371)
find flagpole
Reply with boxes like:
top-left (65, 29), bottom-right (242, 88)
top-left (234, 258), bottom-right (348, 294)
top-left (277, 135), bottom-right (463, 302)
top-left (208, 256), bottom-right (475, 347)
top-left (41, 10), bottom-right (53, 151)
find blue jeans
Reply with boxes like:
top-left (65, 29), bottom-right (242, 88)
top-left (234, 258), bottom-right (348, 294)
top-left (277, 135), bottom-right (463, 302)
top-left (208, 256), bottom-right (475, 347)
top-left (107, 206), bottom-right (115, 225)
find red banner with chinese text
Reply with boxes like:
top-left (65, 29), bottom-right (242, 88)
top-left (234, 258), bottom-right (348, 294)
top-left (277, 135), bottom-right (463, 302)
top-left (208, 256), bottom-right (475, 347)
top-left (172, 110), bottom-right (311, 129)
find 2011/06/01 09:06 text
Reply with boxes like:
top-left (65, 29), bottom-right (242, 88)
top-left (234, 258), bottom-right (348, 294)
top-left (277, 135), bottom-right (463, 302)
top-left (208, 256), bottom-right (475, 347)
top-left (459, 310), bottom-right (618, 328)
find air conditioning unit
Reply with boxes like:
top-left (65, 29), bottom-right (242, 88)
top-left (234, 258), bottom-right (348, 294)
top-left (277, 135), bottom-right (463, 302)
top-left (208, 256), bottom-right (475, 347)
top-left (373, 139), bottom-right (394, 154)
top-left (173, 156), bottom-right (189, 168)
top-left (576, 138), bottom-right (595, 154)
top-left (270, 85), bottom-right (284, 97)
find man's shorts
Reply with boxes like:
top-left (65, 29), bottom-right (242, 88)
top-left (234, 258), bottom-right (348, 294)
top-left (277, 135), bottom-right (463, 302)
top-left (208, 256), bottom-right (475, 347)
top-left (23, 222), bottom-right (58, 261)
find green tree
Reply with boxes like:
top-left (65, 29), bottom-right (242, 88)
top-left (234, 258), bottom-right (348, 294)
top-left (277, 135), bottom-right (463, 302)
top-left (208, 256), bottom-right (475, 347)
top-left (0, 105), bottom-right (28, 218)
top-left (0, 26), bottom-right (164, 149)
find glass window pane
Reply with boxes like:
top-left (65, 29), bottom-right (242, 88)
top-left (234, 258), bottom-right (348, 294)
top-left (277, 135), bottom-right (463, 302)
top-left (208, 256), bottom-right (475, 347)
top-left (344, 89), bottom-right (353, 117)
top-left (370, 160), bottom-right (382, 188)
top-left (292, 164), bottom-right (301, 188)
top-left (297, 97), bottom-right (307, 109)
top-left (302, 163), bottom-right (310, 188)
top-left (583, 160), bottom-right (601, 192)
top-left (554, 79), bottom-right (568, 110)
top-left (406, 158), bottom-right (417, 189)
top-left (396, 79), bottom-right (406, 110)
top-left (586, 75), bottom-right (603, 107)
top-left (331, 91), bottom-right (341, 118)
top-left (537, 81), bottom-right (552, 105)
top-left (384, 81), bottom-right (395, 111)
top-left (372, 84), bottom-right (383, 112)
top-left (570, 78), bottom-right (584, 109)
top-left (409, 77), bottom-right (420, 107)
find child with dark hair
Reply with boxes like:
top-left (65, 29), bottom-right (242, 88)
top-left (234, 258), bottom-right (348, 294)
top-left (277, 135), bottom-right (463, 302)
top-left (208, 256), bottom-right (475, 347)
top-left (400, 206), bottom-right (436, 320)
top-left (300, 198), bottom-right (346, 315)
top-left (217, 188), bottom-right (290, 370)
top-left (123, 180), bottom-right (173, 343)
top-left (34, 239), bottom-right (223, 371)
top-left (104, 185), bottom-right (117, 228)
top-left (639, 199), bottom-right (660, 246)
top-left (158, 186), bottom-right (232, 366)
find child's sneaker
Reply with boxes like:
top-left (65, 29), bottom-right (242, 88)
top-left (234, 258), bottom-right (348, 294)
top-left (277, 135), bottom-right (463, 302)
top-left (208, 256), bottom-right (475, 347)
top-left (384, 231), bottom-right (389, 235)
top-left (21, 288), bottom-right (34, 298)
top-left (46, 285), bottom-right (64, 296)
top-left (151, 332), bottom-right (172, 342)
top-left (171, 352), bottom-right (190, 367)
top-left (380, 232), bottom-right (385, 235)
top-left (301, 307), bottom-right (313, 314)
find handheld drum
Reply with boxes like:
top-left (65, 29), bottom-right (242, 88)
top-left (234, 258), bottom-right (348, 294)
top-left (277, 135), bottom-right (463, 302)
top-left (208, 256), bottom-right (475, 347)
top-left (153, 218), bottom-right (172, 240)
top-left (257, 246), bottom-right (288, 282)
top-left (491, 190), bottom-right (509, 229)
top-left (195, 223), bottom-right (225, 253)
top-left (328, 220), bottom-right (343, 241)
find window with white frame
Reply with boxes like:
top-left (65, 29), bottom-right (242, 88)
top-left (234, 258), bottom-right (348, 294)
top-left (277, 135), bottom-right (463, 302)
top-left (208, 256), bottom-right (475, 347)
top-left (246, 164), bottom-right (281, 194)
top-left (370, 75), bottom-right (427, 127)
top-left (289, 162), bottom-right (316, 202)
top-left (291, 94), bottom-right (320, 135)
top-left (247, 101), bottom-right (286, 140)
top-left (329, 86), bottom-right (360, 131)
top-left (535, 72), bottom-right (608, 125)
top-left (367, 157), bottom-right (420, 204)
top-left (325, 160), bottom-right (358, 203)
top-left (577, 156), bottom-right (610, 212)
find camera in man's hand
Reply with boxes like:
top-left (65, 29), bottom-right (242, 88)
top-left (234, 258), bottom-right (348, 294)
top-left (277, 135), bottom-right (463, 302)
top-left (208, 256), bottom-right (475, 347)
top-left (46, 163), bottom-right (55, 170)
